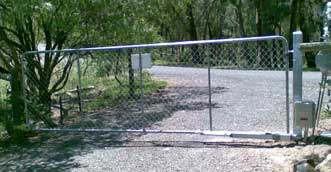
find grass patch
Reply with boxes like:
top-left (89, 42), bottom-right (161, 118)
top-left (0, 123), bottom-right (4, 133)
top-left (153, 59), bottom-right (169, 66)
top-left (321, 108), bottom-right (331, 120)
top-left (83, 78), bottom-right (167, 111)
top-left (303, 67), bottom-right (320, 72)
top-left (0, 124), bottom-right (7, 141)
top-left (311, 108), bottom-right (331, 145)
top-left (0, 100), bottom-right (11, 140)
top-left (309, 136), bottom-right (331, 145)
top-left (54, 71), bottom-right (167, 112)
top-left (0, 80), bottom-right (10, 141)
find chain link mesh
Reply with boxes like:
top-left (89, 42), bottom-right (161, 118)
top-left (23, 38), bottom-right (288, 132)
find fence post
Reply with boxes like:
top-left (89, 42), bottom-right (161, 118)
top-left (292, 31), bottom-right (303, 136)
top-left (76, 57), bottom-right (85, 129)
top-left (207, 46), bottom-right (213, 131)
top-left (21, 54), bottom-right (29, 128)
top-left (76, 57), bottom-right (83, 115)
top-left (139, 52), bottom-right (145, 131)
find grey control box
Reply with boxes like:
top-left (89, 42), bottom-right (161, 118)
top-left (294, 101), bottom-right (316, 128)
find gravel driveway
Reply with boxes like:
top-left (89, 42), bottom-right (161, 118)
top-left (70, 67), bottom-right (322, 172)
top-left (145, 66), bottom-right (290, 132)
top-left (0, 66), bottom-right (323, 172)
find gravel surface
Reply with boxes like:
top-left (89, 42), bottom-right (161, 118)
top-left (71, 145), bottom-right (278, 172)
top-left (0, 66), bottom-right (324, 172)
top-left (145, 66), bottom-right (323, 132)
top-left (144, 66), bottom-right (289, 132)
top-left (69, 67), bottom-right (323, 172)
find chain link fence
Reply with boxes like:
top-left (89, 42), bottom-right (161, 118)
top-left (23, 36), bottom-right (289, 134)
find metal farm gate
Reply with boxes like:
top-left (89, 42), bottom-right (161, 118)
top-left (22, 36), bottom-right (293, 140)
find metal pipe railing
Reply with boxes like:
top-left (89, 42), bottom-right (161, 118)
top-left (23, 36), bottom-right (289, 55)
top-left (300, 42), bottom-right (331, 52)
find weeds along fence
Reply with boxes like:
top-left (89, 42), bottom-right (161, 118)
top-left (22, 36), bottom-right (290, 134)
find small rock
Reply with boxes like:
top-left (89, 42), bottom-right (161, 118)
top-left (315, 154), bottom-right (331, 172)
top-left (293, 159), bottom-right (315, 172)
top-left (303, 145), bottom-right (331, 160)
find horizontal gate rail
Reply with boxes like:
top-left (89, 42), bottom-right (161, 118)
top-left (23, 36), bottom-right (289, 55)
top-left (300, 42), bottom-right (331, 52)
top-left (33, 128), bottom-right (297, 141)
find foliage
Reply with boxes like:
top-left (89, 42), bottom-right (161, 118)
top-left (0, 81), bottom-right (10, 140)
top-left (0, 0), bottom-right (161, 138)
top-left (77, 0), bottom-right (162, 46)
top-left (321, 106), bottom-right (331, 119)
top-left (0, 0), bottom-right (86, 138)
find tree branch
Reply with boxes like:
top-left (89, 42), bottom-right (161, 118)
top-left (50, 55), bottom-right (74, 93)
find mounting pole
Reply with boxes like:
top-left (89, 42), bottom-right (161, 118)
top-left (293, 31), bottom-right (303, 136)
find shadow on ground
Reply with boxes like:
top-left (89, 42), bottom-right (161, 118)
top-left (0, 132), bottom-right (126, 171)
top-left (0, 132), bottom-right (297, 172)
top-left (64, 86), bottom-right (227, 130)
top-left (0, 86), bottom-right (227, 172)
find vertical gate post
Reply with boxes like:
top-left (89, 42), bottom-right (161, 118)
top-left (76, 57), bottom-right (85, 129)
top-left (292, 31), bottom-right (303, 136)
top-left (138, 52), bottom-right (145, 131)
top-left (207, 46), bottom-right (213, 131)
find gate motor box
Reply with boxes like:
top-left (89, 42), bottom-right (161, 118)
top-left (294, 101), bottom-right (316, 128)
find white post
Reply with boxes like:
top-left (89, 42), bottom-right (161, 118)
top-left (293, 31), bottom-right (303, 136)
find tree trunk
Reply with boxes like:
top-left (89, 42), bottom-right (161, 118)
top-left (127, 49), bottom-right (135, 98)
top-left (256, 0), bottom-right (263, 36)
top-left (236, 0), bottom-right (246, 37)
top-left (186, 3), bottom-right (202, 64)
top-left (7, 66), bottom-right (26, 140)
top-left (217, 9), bottom-right (224, 38)
top-left (289, 0), bottom-right (299, 68)
top-left (299, 1), bottom-right (317, 68)
top-left (37, 90), bottom-right (57, 127)
top-left (255, 0), bottom-right (263, 66)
